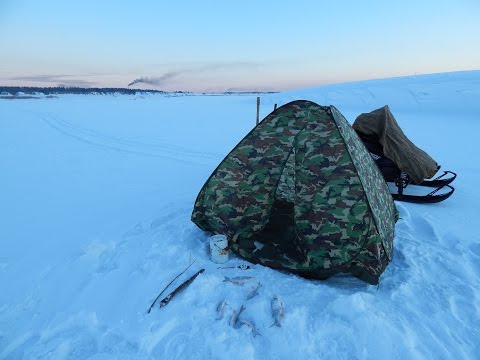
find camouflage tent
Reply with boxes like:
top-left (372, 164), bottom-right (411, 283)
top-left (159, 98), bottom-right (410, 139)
top-left (192, 100), bottom-right (397, 284)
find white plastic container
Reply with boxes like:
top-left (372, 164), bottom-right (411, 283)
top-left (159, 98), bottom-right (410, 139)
top-left (209, 234), bottom-right (229, 264)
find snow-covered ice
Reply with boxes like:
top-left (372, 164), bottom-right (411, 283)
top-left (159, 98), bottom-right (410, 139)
top-left (1, 70), bottom-right (480, 359)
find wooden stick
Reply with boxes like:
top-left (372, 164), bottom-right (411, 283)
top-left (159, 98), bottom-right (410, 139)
top-left (256, 97), bottom-right (260, 125)
top-left (147, 259), bottom-right (196, 313)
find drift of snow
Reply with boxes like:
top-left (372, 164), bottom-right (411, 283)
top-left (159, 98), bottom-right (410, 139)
top-left (1, 70), bottom-right (480, 359)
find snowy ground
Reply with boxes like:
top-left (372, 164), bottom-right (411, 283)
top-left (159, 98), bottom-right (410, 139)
top-left (1, 71), bottom-right (480, 359)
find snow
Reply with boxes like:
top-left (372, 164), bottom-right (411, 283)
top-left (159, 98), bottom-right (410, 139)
top-left (1, 70), bottom-right (480, 359)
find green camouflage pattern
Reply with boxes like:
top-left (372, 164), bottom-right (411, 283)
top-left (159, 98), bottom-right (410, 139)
top-left (192, 100), bottom-right (397, 284)
top-left (331, 106), bottom-right (397, 259)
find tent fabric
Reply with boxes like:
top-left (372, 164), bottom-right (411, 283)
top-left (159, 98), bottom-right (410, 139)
top-left (352, 105), bottom-right (439, 184)
top-left (192, 100), bottom-right (397, 284)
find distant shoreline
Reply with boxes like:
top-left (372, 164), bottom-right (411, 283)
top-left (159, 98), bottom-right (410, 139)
top-left (0, 86), bottom-right (277, 98)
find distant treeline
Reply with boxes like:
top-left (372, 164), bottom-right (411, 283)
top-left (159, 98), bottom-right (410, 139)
top-left (0, 86), bottom-right (168, 96)
top-left (0, 86), bottom-right (277, 96)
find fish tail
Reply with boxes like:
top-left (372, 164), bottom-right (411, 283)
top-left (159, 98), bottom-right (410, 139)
top-left (270, 320), bottom-right (281, 328)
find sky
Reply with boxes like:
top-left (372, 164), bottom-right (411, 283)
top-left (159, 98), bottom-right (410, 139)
top-left (1, 0), bottom-right (479, 91)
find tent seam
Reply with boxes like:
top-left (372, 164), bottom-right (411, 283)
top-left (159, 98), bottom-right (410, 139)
top-left (328, 106), bottom-right (389, 262)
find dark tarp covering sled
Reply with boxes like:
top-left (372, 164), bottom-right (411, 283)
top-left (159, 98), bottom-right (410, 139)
top-left (352, 105), bottom-right (439, 184)
top-left (192, 100), bottom-right (398, 284)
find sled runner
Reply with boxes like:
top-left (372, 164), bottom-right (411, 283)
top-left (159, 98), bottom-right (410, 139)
top-left (389, 170), bottom-right (455, 203)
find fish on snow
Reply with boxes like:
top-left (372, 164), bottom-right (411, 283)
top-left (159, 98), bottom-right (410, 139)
top-left (223, 276), bottom-right (255, 286)
top-left (216, 300), bottom-right (227, 320)
top-left (239, 318), bottom-right (261, 337)
top-left (270, 296), bottom-right (284, 327)
top-left (246, 282), bottom-right (262, 300)
top-left (230, 305), bottom-right (246, 328)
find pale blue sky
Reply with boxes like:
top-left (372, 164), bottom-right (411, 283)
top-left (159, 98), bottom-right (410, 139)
top-left (1, 0), bottom-right (479, 91)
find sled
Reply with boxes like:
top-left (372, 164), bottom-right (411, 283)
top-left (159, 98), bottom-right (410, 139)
top-left (362, 136), bottom-right (456, 203)
top-left (352, 105), bottom-right (456, 204)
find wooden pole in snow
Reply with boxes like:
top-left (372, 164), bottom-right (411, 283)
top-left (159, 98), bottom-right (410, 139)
top-left (256, 97), bottom-right (260, 125)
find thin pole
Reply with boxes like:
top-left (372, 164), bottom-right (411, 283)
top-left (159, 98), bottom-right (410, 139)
top-left (256, 97), bottom-right (260, 125)
top-left (147, 259), bottom-right (197, 313)
top-left (274, 103), bottom-right (277, 111)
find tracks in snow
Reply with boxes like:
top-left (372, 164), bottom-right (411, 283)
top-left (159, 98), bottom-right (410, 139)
top-left (37, 112), bottom-right (221, 167)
